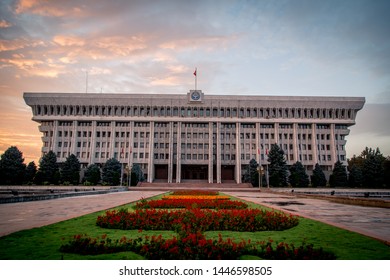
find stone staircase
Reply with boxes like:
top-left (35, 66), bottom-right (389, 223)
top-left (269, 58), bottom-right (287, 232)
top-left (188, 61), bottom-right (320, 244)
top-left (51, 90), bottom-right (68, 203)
top-left (128, 180), bottom-right (257, 192)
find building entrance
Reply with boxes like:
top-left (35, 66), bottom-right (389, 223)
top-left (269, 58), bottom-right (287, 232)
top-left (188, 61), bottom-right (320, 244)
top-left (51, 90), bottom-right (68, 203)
top-left (181, 165), bottom-right (208, 180)
top-left (221, 165), bottom-right (235, 181)
top-left (155, 164), bottom-right (168, 180)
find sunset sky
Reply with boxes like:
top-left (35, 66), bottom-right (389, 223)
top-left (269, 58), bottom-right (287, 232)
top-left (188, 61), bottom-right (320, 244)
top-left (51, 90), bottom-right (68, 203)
top-left (1, 0), bottom-right (389, 164)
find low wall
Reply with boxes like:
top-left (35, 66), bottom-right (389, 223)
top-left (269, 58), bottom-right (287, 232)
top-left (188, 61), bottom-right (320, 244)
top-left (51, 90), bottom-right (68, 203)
top-left (0, 186), bottom-right (127, 204)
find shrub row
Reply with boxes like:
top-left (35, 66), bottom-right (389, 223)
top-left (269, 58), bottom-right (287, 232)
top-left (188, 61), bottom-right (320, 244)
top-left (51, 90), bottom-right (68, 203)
top-left (170, 190), bottom-right (219, 196)
top-left (135, 198), bottom-right (248, 209)
top-left (60, 233), bottom-right (335, 260)
top-left (96, 208), bottom-right (299, 232)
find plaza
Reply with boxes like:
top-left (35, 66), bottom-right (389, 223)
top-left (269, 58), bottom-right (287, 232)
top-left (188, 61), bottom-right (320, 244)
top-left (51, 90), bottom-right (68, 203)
top-left (0, 187), bottom-right (389, 244)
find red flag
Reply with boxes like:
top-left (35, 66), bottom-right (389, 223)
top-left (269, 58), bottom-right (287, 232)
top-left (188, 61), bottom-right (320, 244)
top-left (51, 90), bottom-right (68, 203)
top-left (193, 69), bottom-right (197, 76)
top-left (257, 148), bottom-right (260, 155)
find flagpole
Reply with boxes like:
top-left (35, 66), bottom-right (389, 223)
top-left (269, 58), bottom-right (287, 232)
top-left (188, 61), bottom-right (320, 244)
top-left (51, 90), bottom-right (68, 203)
top-left (194, 67), bottom-right (197, 90)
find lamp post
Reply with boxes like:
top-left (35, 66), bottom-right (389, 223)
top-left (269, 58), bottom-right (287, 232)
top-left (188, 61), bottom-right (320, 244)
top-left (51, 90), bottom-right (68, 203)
top-left (258, 165), bottom-right (264, 189)
top-left (128, 165), bottom-right (133, 187)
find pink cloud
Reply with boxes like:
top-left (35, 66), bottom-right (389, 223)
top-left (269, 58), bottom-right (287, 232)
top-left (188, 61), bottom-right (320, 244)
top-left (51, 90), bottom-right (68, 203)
top-left (0, 20), bottom-right (12, 28)
top-left (53, 35), bottom-right (86, 47)
top-left (15, 0), bottom-right (85, 17)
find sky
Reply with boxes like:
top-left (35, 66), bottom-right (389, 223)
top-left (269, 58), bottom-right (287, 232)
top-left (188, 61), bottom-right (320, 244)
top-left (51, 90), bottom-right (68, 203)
top-left (0, 0), bottom-right (389, 164)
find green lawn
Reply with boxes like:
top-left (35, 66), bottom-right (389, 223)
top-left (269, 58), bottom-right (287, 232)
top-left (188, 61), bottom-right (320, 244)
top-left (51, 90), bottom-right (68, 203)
top-left (0, 194), bottom-right (389, 260)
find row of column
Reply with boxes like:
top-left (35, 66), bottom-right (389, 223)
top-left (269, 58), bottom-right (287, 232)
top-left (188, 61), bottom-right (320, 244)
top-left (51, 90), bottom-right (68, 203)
top-left (48, 120), bottom-right (344, 184)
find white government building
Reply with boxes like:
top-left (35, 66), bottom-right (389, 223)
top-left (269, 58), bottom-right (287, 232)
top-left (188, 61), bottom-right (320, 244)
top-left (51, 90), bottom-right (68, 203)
top-left (24, 91), bottom-right (365, 184)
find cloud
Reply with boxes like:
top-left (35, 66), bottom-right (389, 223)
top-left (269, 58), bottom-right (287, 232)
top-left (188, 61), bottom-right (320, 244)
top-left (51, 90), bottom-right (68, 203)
top-left (0, 38), bottom-right (45, 51)
top-left (0, 19), bottom-right (12, 28)
top-left (53, 35), bottom-right (85, 47)
top-left (15, 0), bottom-right (85, 17)
top-left (0, 0), bottom-right (389, 161)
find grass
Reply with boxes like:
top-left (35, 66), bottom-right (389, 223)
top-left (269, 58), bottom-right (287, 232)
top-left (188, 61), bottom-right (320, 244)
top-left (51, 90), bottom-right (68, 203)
top-left (0, 193), bottom-right (389, 260)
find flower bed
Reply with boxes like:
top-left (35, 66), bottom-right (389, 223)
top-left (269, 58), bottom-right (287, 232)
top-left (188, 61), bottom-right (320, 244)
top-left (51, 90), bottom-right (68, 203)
top-left (60, 192), bottom-right (335, 259)
top-left (170, 190), bottom-right (218, 196)
top-left (162, 195), bottom-right (230, 200)
top-left (60, 233), bottom-right (336, 260)
top-left (135, 198), bottom-right (248, 209)
top-left (96, 208), bottom-right (299, 232)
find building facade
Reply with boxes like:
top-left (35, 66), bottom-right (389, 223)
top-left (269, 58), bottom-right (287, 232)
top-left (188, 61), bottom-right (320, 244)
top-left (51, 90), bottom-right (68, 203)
top-left (24, 91), bottom-right (365, 184)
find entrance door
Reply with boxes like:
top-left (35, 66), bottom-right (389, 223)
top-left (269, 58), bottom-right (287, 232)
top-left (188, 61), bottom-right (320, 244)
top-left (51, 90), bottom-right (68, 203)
top-left (221, 165), bottom-right (235, 181)
top-left (181, 165), bottom-right (208, 180)
top-left (155, 165), bottom-right (168, 180)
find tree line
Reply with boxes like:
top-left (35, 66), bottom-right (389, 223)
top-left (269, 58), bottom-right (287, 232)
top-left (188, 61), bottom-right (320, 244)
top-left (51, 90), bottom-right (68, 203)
top-left (1, 145), bottom-right (389, 188)
top-left (245, 144), bottom-right (390, 188)
top-left (0, 147), bottom-right (144, 186)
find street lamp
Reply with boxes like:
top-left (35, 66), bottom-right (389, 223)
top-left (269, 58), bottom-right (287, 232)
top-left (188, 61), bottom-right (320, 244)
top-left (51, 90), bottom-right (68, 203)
top-left (258, 166), bottom-right (264, 189)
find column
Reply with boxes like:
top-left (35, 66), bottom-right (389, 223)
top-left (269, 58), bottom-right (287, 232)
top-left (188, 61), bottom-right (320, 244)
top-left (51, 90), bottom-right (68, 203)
top-left (52, 120), bottom-right (59, 156)
top-left (168, 122), bottom-right (174, 183)
top-left (330, 123), bottom-right (337, 167)
top-left (128, 121), bottom-right (134, 171)
top-left (147, 122), bottom-right (155, 183)
top-left (216, 122), bottom-right (221, 183)
top-left (311, 124), bottom-right (318, 169)
top-left (235, 122), bottom-right (241, 183)
top-left (110, 121), bottom-right (115, 161)
top-left (71, 121), bottom-right (78, 156)
top-left (89, 121), bottom-right (97, 165)
top-left (176, 121), bottom-right (182, 183)
top-left (256, 122), bottom-right (261, 166)
top-left (208, 122), bottom-right (213, 183)
top-left (293, 123), bottom-right (299, 163)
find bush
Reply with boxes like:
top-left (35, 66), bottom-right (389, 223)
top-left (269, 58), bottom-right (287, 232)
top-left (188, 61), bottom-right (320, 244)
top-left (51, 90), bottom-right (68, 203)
top-left (96, 208), bottom-right (299, 232)
top-left (60, 233), bottom-right (335, 260)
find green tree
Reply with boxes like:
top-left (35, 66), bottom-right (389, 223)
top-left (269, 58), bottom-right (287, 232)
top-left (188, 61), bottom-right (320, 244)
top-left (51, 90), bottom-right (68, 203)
top-left (25, 161), bottom-right (37, 184)
top-left (0, 146), bottom-right (26, 185)
top-left (384, 157), bottom-right (390, 188)
top-left (37, 151), bottom-right (59, 185)
top-left (348, 165), bottom-right (363, 188)
top-left (60, 154), bottom-right (80, 185)
top-left (247, 159), bottom-right (259, 187)
top-left (311, 163), bottom-right (327, 187)
top-left (289, 161), bottom-right (309, 188)
top-left (329, 161), bottom-right (348, 188)
top-left (102, 158), bottom-right (121, 186)
top-left (130, 164), bottom-right (145, 186)
top-left (267, 144), bottom-right (288, 187)
top-left (362, 147), bottom-right (385, 188)
top-left (348, 154), bottom-right (364, 170)
top-left (84, 164), bottom-right (101, 185)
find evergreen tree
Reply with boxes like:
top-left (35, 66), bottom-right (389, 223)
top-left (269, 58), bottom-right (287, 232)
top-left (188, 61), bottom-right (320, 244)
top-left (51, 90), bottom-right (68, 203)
top-left (329, 161), bottom-right (348, 187)
top-left (362, 147), bottom-right (385, 188)
top-left (25, 161), bottom-right (37, 184)
top-left (60, 154), bottom-right (80, 185)
top-left (289, 161), bottom-right (309, 188)
top-left (348, 165), bottom-right (363, 188)
top-left (384, 157), bottom-right (390, 188)
top-left (37, 151), bottom-right (59, 185)
top-left (130, 164), bottom-right (145, 186)
top-left (102, 158), bottom-right (121, 186)
top-left (311, 163), bottom-right (327, 187)
top-left (0, 146), bottom-right (26, 185)
top-left (267, 144), bottom-right (288, 187)
top-left (247, 159), bottom-right (259, 187)
top-left (348, 154), bottom-right (364, 170)
top-left (84, 164), bottom-right (101, 185)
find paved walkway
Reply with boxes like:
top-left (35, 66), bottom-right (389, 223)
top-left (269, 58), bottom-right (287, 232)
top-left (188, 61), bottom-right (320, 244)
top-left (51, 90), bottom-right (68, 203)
top-left (0, 189), bottom-right (389, 244)
top-left (0, 190), bottom-right (164, 237)
top-left (225, 191), bottom-right (390, 243)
